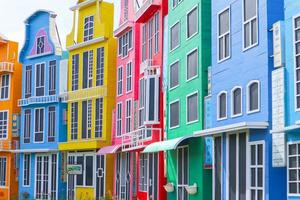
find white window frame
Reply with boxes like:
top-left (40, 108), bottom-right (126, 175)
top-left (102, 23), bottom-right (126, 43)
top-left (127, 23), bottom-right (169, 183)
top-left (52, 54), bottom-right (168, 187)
top-left (148, 18), bottom-right (154, 60)
top-left (0, 110), bottom-right (8, 140)
top-left (186, 47), bottom-right (198, 82)
top-left (95, 98), bottom-right (103, 138)
top-left (88, 50), bottom-right (93, 88)
top-left (142, 24), bottom-right (147, 62)
top-left (126, 61), bottom-right (133, 93)
top-left (172, 0), bottom-right (183, 9)
top-left (231, 86), bottom-right (243, 117)
top-left (287, 142), bottom-right (300, 196)
top-left (116, 102), bottom-right (122, 137)
top-left (24, 109), bottom-right (31, 143)
top-left (23, 154), bottom-right (30, 187)
top-left (34, 107), bottom-right (44, 143)
top-left (186, 4), bottom-right (199, 40)
top-left (87, 99), bottom-right (92, 139)
top-left (139, 78), bottom-right (145, 127)
top-left (217, 7), bottom-right (231, 63)
top-left (293, 14), bottom-right (300, 112)
top-left (48, 106), bottom-right (56, 142)
top-left (71, 102), bottom-right (78, 140)
top-left (117, 66), bottom-right (123, 96)
top-left (217, 91), bottom-right (227, 121)
top-left (186, 91), bottom-right (199, 124)
top-left (125, 99), bottom-right (132, 133)
top-left (169, 99), bottom-right (180, 129)
top-left (169, 59), bottom-right (180, 90)
top-left (0, 156), bottom-right (7, 187)
top-left (36, 36), bottom-right (45, 55)
top-left (72, 54), bottom-right (79, 91)
top-left (170, 21), bottom-right (180, 52)
top-left (242, 0), bottom-right (258, 51)
top-left (25, 65), bottom-right (32, 97)
top-left (0, 74), bottom-right (10, 101)
top-left (35, 62), bottom-right (45, 96)
top-left (83, 15), bottom-right (94, 42)
top-left (139, 153), bottom-right (148, 192)
top-left (247, 80), bottom-right (260, 114)
top-left (49, 60), bottom-right (56, 95)
top-left (154, 12), bottom-right (160, 54)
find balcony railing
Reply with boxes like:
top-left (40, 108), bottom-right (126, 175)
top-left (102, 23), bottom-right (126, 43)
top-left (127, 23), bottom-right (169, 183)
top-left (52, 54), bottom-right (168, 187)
top-left (18, 95), bottom-right (60, 106)
top-left (135, 0), bottom-right (160, 23)
top-left (0, 140), bottom-right (19, 151)
top-left (0, 62), bottom-right (14, 73)
top-left (121, 127), bottom-right (161, 151)
top-left (66, 86), bottom-right (107, 102)
top-left (114, 20), bottom-right (134, 37)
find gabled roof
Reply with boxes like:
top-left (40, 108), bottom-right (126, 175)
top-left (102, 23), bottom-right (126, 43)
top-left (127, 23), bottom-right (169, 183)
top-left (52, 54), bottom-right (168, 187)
top-left (24, 9), bottom-right (57, 23)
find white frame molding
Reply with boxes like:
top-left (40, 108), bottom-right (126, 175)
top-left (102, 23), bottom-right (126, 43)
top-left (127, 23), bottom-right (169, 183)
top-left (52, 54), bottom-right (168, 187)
top-left (217, 6), bottom-right (231, 63)
top-left (169, 99), bottom-right (180, 129)
top-left (117, 66), bottom-right (123, 97)
top-left (33, 107), bottom-right (45, 144)
top-left (231, 86), bottom-right (243, 118)
top-left (217, 91), bottom-right (228, 121)
top-left (293, 14), bottom-right (300, 112)
top-left (0, 110), bottom-right (9, 140)
top-left (83, 15), bottom-right (94, 42)
top-left (126, 61), bottom-right (133, 93)
top-left (186, 4), bottom-right (199, 40)
top-left (0, 74), bottom-right (11, 101)
top-left (186, 91), bottom-right (199, 125)
top-left (116, 102), bottom-right (123, 137)
top-left (35, 62), bottom-right (46, 97)
top-left (170, 20), bottom-right (181, 52)
top-left (246, 80), bottom-right (261, 114)
top-left (169, 59), bottom-right (180, 91)
top-left (125, 98), bottom-right (132, 134)
top-left (186, 47), bottom-right (199, 82)
top-left (22, 154), bottom-right (31, 187)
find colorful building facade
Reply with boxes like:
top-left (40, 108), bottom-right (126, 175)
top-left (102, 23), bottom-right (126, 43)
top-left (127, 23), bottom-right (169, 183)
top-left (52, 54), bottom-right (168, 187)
top-left (58, 0), bottom-right (117, 199)
top-left (0, 35), bottom-right (21, 200)
top-left (194, 0), bottom-right (287, 200)
top-left (18, 10), bottom-right (68, 200)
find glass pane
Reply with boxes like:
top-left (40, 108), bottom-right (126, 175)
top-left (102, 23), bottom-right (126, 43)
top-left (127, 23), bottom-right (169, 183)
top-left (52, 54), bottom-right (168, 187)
top-left (296, 29), bottom-right (300, 42)
top-left (214, 136), bottom-right (222, 200)
top-left (244, 0), bottom-right (257, 21)
top-left (296, 42), bottom-right (300, 54)
top-left (233, 88), bottom-right (241, 115)
top-left (239, 133), bottom-right (246, 200)
top-left (289, 157), bottom-right (297, 168)
top-left (76, 156), bottom-right (84, 186)
top-left (289, 169), bottom-right (297, 181)
top-left (251, 190), bottom-right (256, 200)
top-left (257, 144), bottom-right (263, 165)
top-left (85, 156), bottom-right (93, 186)
top-left (187, 49), bottom-right (198, 80)
top-left (250, 82), bottom-right (259, 111)
top-left (170, 62), bottom-right (179, 88)
top-left (244, 23), bottom-right (250, 48)
top-left (258, 190), bottom-right (263, 200)
top-left (289, 144), bottom-right (297, 155)
top-left (295, 17), bottom-right (300, 28)
top-left (219, 9), bottom-right (229, 35)
top-left (171, 23), bottom-right (179, 50)
top-left (187, 93), bottom-right (198, 122)
top-left (225, 34), bottom-right (230, 58)
top-left (290, 183), bottom-right (297, 194)
top-left (257, 168), bottom-right (263, 187)
top-left (188, 7), bottom-right (198, 37)
top-left (219, 37), bottom-right (224, 60)
top-left (251, 19), bottom-right (257, 44)
top-left (170, 102), bottom-right (179, 127)
top-left (251, 168), bottom-right (256, 187)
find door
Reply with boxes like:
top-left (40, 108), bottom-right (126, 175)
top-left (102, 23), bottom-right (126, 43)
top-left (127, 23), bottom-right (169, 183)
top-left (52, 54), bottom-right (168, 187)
top-left (177, 147), bottom-right (188, 200)
top-left (67, 155), bottom-right (76, 200)
top-left (148, 153), bottom-right (158, 200)
top-left (116, 153), bottom-right (131, 200)
top-left (96, 155), bottom-right (106, 199)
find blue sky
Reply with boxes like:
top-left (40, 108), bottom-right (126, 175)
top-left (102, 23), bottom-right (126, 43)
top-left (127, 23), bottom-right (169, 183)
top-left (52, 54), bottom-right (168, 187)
top-left (0, 0), bottom-right (120, 50)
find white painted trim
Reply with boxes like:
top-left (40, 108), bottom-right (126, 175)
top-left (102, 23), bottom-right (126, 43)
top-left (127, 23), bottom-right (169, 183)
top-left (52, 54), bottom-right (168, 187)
top-left (169, 20), bottom-right (181, 52)
top-left (217, 91), bottom-right (228, 121)
top-left (116, 102), bottom-right (123, 137)
top-left (35, 62), bottom-right (46, 97)
top-left (125, 98), bottom-right (133, 134)
top-left (217, 6), bottom-right (231, 63)
top-left (22, 154), bottom-right (31, 187)
top-left (186, 47), bottom-right (199, 82)
top-left (186, 4), bottom-right (199, 40)
top-left (126, 61), bottom-right (133, 93)
top-left (169, 99), bottom-right (180, 129)
top-left (186, 91), bottom-right (199, 125)
top-left (70, 0), bottom-right (101, 11)
top-left (33, 107), bottom-right (45, 144)
top-left (0, 110), bottom-right (9, 140)
top-left (231, 86), bottom-right (243, 118)
top-left (293, 14), bottom-right (300, 112)
top-left (117, 66), bottom-right (123, 97)
top-left (67, 37), bottom-right (107, 51)
top-left (246, 80), bottom-right (261, 114)
top-left (169, 59), bottom-right (180, 91)
top-left (0, 74), bottom-right (11, 101)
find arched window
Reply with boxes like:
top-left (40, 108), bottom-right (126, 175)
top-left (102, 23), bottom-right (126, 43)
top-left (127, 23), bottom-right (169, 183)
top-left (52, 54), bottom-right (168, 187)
top-left (248, 81), bottom-right (260, 113)
top-left (232, 87), bottom-right (242, 116)
top-left (218, 92), bottom-right (227, 119)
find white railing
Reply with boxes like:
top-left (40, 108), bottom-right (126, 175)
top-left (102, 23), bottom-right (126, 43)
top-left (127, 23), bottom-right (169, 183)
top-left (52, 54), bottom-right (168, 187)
top-left (121, 127), bottom-right (161, 151)
top-left (18, 95), bottom-right (60, 106)
top-left (66, 86), bottom-right (107, 102)
top-left (140, 59), bottom-right (153, 74)
top-left (0, 62), bottom-right (14, 72)
top-left (0, 140), bottom-right (19, 151)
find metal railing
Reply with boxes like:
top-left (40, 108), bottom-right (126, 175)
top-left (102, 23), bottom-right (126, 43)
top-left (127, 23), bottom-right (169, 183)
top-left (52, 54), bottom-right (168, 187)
top-left (0, 62), bottom-right (14, 72)
top-left (66, 86), bottom-right (107, 102)
top-left (18, 95), bottom-right (60, 106)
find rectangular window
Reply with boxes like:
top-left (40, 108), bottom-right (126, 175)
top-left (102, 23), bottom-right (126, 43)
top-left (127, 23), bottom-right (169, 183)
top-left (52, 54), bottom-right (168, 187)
top-left (154, 12), bottom-right (159, 53)
top-left (177, 147), bottom-right (188, 200)
top-left (37, 36), bottom-right (45, 54)
top-left (187, 49), bottom-right (198, 80)
top-left (25, 65), bottom-right (32, 98)
top-left (139, 154), bottom-right (148, 191)
top-left (250, 142), bottom-right (264, 200)
top-left (71, 102), bottom-right (78, 140)
top-left (170, 61), bottom-right (179, 89)
top-left (214, 136), bottom-right (222, 200)
top-left (75, 155), bottom-right (94, 187)
top-left (0, 111), bottom-right (8, 139)
top-left (139, 78), bottom-right (145, 127)
top-left (172, 0), bottom-right (183, 8)
top-left (48, 106), bottom-right (56, 142)
top-left (187, 6), bottom-right (198, 38)
top-left (84, 16), bottom-right (94, 41)
top-left (126, 62), bottom-right (132, 92)
top-left (124, 0), bottom-right (129, 20)
top-left (24, 109), bottom-right (31, 143)
top-left (187, 92), bottom-right (198, 123)
top-left (0, 157), bottom-right (6, 186)
top-left (82, 100), bottom-right (92, 139)
top-left (126, 100), bottom-right (132, 133)
top-left (83, 50), bottom-right (93, 89)
top-left (295, 17), bottom-right (300, 109)
top-left (117, 67), bottom-right (123, 96)
top-left (148, 18), bottom-right (154, 59)
top-left (218, 8), bottom-right (230, 61)
top-left (72, 54), bottom-right (79, 91)
top-left (170, 101), bottom-right (179, 128)
top-left (243, 0), bottom-right (258, 49)
top-left (170, 22), bottom-right (180, 51)
top-left (35, 63), bottom-right (45, 96)
top-left (23, 154), bottom-right (30, 186)
top-left (288, 143), bottom-right (300, 194)
top-left (49, 60), bottom-right (56, 95)
top-left (34, 108), bottom-right (44, 142)
top-left (116, 103), bottom-right (122, 136)
top-left (142, 25), bottom-right (147, 62)
top-left (96, 47), bottom-right (104, 86)
top-left (119, 30), bottom-right (133, 57)
top-left (0, 74), bottom-right (10, 100)
top-left (145, 76), bottom-right (159, 123)
top-left (95, 98), bottom-right (103, 138)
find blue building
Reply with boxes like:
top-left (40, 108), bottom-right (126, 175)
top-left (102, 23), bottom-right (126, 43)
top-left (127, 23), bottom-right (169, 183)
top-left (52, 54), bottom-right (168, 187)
top-left (194, 0), bottom-right (287, 199)
top-left (17, 10), bottom-right (68, 200)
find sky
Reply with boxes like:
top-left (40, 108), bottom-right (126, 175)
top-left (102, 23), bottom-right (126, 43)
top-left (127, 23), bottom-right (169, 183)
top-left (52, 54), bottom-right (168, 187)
top-left (0, 0), bottom-right (120, 50)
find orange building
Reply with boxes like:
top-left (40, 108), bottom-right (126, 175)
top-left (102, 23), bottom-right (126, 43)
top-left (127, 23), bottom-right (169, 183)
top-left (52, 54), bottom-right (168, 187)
top-left (0, 34), bottom-right (21, 200)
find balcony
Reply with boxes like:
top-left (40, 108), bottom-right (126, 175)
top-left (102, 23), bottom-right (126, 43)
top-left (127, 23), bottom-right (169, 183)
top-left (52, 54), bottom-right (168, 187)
top-left (66, 86), bottom-right (107, 102)
top-left (0, 62), bottom-right (14, 73)
top-left (114, 20), bottom-right (134, 37)
top-left (18, 95), bottom-right (60, 106)
top-left (135, 0), bottom-right (160, 23)
top-left (140, 59), bottom-right (160, 75)
top-left (121, 127), bottom-right (161, 151)
top-left (0, 140), bottom-right (19, 152)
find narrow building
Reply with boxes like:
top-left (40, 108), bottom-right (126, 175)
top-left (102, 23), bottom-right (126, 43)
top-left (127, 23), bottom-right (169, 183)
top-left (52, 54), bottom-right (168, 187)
top-left (58, 0), bottom-right (117, 199)
top-left (18, 10), bottom-right (68, 200)
top-left (0, 34), bottom-right (21, 200)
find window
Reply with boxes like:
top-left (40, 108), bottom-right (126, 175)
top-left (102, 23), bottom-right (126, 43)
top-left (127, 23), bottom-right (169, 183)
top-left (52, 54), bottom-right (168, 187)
top-left (243, 0), bottom-right (258, 49)
top-left (170, 22), bottom-right (180, 51)
top-left (118, 30), bottom-right (133, 57)
top-left (187, 49), bottom-right (198, 80)
top-left (124, 0), bottom-right (129, 20)
top-left (294, 17), bottom-right (300, 110)
top-left (23, 154), bottom-right (30, 186)
top-left (35, 63), bottom-right (45, 96)
top-left (34, 108), bottom-right (44, 142)
top-left (172, 0), bottom-right (183, 8)
top-left (187, 92), bottom-right (198, 123)
top-left (177, 147), bottom-right (188, 200)
top-left (117, 67), bottom-right (123, 96)
top-left (84, 16), bottom-right (94, 41)
top-left (139, 79), bottom-right (145, 127)
top-left (95, 98), bottom-right (103, 138)
top-left (126, 100), bottom-right (132, 133)
top-left (0, 157), bottom-right (6, 186)
top-left (148, 18), bottom-right (154, 59)
top-left (170, 61), bottom-right (179, 89)
top-left (49, 60), bottom-right (56, 95)
top-left (288, 143), bottom-right (300, 194)
top-left (218, 8), bottom-right (230, 61)
top-left (83, 50), bottom-right (93, 89)
top-left (0, 74), bottom-right (10, 100)
top-left (82, 100), bottom-right (92, 139)
top-left (0, 111), bottom-right (8, 139)
top-left (142, 25), bottom-right (147, 62)
top-left (75, 155), bottom-right (94, 187)
top-left (126, 62), bottom-right (132, 92)
top-left (154, 12), bottom-right (160, 53)
top-left (250, 142), bottom-right (264, 200)
top-left (187, 6), bottom-right (198, 38)
top-left (71, 102), bottom-right (78, 140)
top-left (72, 54), bottom-right (79, 91)
top-left (218, 92), bottom-right (227, 120)
top-left (170, 101), bottom-right (179, 128)
top-left (214, 136), bottom-right (222, 200)
top-left (145, 75), bottom-right (160, 123)
top-left (48, 107), bottom-right (55, 142)
top-left (36, 36), bottom-right (45, 54)
top-left (24, 109), bottom-right (31, 143)
top-left (232, 87), bottom-right (242, 116)
top-left (248, 81), bottom-right (259, 113)
top-left (25, 65), bottom-right (32, 98)
top-left (139, 154), bottom-right (148, 191)
top-left (116, 103), bottom-right (122, 136)
top-left (96, 47), bottom-right (104, 86)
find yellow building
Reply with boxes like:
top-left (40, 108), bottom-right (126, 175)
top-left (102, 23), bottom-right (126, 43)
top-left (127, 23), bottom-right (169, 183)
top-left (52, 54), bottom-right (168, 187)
top-left (58, 0), bottom-right (116, 199)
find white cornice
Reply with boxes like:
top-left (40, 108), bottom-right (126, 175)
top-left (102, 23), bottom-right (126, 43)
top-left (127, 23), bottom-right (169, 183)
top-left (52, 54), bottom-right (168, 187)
top-left (67, 37), bottom-right (107, 51)
top-left (70, 0), bottom-right (102, 11)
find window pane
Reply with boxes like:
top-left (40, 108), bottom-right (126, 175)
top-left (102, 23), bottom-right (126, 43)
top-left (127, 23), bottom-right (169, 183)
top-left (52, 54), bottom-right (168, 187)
top-left (233, 88), bottom-right (242, 115)
top-left (219, 93), bottom-right (226, 118)
top-left (289, 169), bottom-right (297, 181)
top-left (244, 23), bottom-right (250, 48)
top-left (244, 0), bottom-right (257, 21)
top-left (187, 93), bottom-right (198, 122)
top-left (85, 156), bottom-right (93, 186)
top-left (214, 136), bottom-right (222, 200)
top-left (290, 183), bottom-right (297, 194)
top-left (249, 82), bottom-right (259, 111)
top-left (170, 61), bottom-right (179, 88)
top-left (239, 133), bottom-right (246, 200)
top-left (251, 18), bottom-right (258, 44)
top-left (229, 134), bottom-right (237, 200)
top-left (170, 101), bottom-right (179, 127)
top-left (187, 7), bottom-right (198, 38)
top-left (219, 9), bottom-right (229, 35)
top-left (171, 23), bottom-right (179, 50)
top-left (187, 49), bottom-right (198, 80)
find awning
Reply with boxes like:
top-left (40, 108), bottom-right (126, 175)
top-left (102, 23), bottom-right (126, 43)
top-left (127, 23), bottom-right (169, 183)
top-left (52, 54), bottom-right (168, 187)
top-left (143, 136), bottom-right (194, 153)
top-left (194, 122), bottom-right (269, 137)
top-left (97, 144), bottom-right (122, 155)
